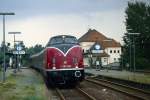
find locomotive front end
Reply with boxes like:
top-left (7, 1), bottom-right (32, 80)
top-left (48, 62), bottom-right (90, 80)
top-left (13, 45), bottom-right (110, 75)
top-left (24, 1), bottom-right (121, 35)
top-left (45, 35), bottom-right (84, 85)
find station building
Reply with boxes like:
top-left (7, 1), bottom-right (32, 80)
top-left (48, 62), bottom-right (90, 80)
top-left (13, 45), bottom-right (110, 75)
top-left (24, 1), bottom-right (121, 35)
top-left (78, 29), bottom-right (122, 68)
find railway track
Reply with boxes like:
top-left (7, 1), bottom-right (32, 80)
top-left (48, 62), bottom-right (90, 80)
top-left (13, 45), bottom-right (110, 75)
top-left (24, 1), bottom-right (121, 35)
top-left (55, 87), bottom-right (96, 100)
top-left (94, 74), bottom-right (150, 91)
top-left (85, 78), bottom-right (150, 100)
top-left (45, 75), bottom-right (149, 100)
top-left (92, 77), bottom-right (150, 94)
top-left (46, 80), bottom-right (142, 100)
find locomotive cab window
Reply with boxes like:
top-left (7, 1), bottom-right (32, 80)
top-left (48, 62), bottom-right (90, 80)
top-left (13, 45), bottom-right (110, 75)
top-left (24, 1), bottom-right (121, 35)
top-left (64, 36), bottom-right (78, 44)
top-left (49, 37), bottom-right (63, 45)
top-left (47, 35), bottom-right (78, 46)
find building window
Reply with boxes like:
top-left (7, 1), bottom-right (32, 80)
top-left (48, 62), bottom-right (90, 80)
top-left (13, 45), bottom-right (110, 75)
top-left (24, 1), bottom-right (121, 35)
top-left (110, 50), bottom-right (112, 53)
top-left (118, 50), bottom-right (120, 53)
top-left (114, 50), bottom-right (116, 53)
top-left (114, 58), bottom-right (116, 61)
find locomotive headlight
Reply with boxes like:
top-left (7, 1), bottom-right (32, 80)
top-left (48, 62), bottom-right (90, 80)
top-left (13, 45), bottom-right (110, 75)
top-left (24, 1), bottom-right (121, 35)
top-left (75, 71), bottom-right (81, 77)
top-left (64, 61), bottom-right (67, 64)
top-left (52, 66), bottom-right (56, 69)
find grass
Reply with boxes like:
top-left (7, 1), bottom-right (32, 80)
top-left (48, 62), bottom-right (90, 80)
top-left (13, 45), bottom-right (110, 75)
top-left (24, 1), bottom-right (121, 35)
top-left (0, 69), bottom-right (46, 100)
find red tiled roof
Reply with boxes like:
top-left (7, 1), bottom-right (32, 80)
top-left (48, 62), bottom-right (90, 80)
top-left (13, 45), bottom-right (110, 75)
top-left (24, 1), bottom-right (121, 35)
top-left (98, 39), bottom-right (121, 48)
top-left (78, 29), bottom-right (108, 42)
top-left (78, 29), bottom-right (121, 48)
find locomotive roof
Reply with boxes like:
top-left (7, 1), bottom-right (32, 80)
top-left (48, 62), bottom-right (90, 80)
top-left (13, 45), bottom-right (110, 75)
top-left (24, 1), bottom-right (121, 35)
top-left (51, 35), bottom-right (76, 38)
top-left (46, 35), bottom-right (78, 47)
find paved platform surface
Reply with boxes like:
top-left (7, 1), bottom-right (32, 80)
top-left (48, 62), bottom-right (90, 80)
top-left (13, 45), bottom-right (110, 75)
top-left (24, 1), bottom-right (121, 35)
top-left (85, 68), bottom-right (150, 84)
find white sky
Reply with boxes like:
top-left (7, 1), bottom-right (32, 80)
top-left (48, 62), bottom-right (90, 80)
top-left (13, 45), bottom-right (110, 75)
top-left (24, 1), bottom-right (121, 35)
top-left (0, 0), bottom-right (149, 47)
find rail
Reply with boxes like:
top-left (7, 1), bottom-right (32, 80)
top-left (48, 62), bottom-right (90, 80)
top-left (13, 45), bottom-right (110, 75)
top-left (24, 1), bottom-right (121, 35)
top-left (85, 78), bottom-right (149, 100)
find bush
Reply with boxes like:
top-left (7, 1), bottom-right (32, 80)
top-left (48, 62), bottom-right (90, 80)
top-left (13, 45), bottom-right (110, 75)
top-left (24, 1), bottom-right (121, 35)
top-left (136, 58), bottom-right (150, 70)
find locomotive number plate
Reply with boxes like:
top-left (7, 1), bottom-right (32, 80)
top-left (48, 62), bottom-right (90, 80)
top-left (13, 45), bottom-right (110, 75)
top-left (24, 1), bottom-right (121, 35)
top-left (63, 65), bottom-right (71, 68)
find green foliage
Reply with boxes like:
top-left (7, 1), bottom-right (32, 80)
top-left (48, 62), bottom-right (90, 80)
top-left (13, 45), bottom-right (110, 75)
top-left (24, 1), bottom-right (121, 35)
top-left (122, 1), bottom-right (150, 70)
top-left (26, 44), bottom-right (44, 55)
top-left (136, 57), bottom-right (150, 69)
top-left (0, 42), bottom-right (44, 67)
top-left (0, 42), bottom-right (11, 65)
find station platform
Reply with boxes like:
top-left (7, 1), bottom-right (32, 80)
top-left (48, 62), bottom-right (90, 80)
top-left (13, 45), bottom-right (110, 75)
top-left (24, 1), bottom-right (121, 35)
top-left (85, 68), bottom-right (150, 84)
top-left (0, 68), bottom-right (46, 100)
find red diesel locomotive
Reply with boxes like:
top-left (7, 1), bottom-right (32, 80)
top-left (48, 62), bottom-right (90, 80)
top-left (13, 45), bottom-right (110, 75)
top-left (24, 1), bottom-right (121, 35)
top-left (30, 35), bottom-right (84, 86)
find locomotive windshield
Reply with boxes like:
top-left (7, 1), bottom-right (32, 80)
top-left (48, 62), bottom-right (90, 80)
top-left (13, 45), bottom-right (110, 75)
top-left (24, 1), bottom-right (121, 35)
top-left (47, 35), bottom-right (78, 46)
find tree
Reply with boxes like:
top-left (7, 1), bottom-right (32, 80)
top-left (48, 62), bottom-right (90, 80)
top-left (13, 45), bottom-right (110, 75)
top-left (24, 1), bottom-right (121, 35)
top-left (0, 42), bottom-right (11, 70)
top-left (26, 44), bottom-right (44, 55)
top-left (123, 1), bottom-right (150, 70)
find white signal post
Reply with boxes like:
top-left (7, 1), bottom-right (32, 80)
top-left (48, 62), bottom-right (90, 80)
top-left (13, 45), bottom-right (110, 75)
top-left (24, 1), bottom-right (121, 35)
top-left (0, 12), bottom-right (15, 82)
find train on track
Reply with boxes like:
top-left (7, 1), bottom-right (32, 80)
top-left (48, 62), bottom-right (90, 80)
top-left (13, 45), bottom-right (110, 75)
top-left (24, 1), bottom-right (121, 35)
top-left (30, 35), bottom-right (84, 86)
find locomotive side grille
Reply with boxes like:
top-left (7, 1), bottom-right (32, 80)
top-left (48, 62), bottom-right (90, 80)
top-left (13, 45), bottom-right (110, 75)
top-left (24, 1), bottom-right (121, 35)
top-left (73, 57), bottom-right (78, 64)
top-left (73, 57), bottom-right (78, 68)
top-left (52, 57), bottom-right (56, 69)
top-left (63, 57), bottom-right (67, 64)
top-left (52, 57), bottom-right (56, 64)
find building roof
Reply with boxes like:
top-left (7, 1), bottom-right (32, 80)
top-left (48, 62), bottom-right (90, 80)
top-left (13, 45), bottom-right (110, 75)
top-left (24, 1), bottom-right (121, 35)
top-left (78, 29), bottom-right (108, 42)
top-left (98, 39), bottom-right (121, 48)
top-left (78, 29), bottom-right (121, 48)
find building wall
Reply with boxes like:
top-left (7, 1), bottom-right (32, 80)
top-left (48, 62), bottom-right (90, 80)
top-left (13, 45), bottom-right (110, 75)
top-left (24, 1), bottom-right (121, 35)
top-left (80, 42), bottom-right (95, 53)
top-left (83, 57), bottom-right (89, 67)
top-left (101, 57), bottom-right (109, 66)
top-left (80, 42), bottom-right (122, 67)
top-left (104, 47), bottom-right (121, 64)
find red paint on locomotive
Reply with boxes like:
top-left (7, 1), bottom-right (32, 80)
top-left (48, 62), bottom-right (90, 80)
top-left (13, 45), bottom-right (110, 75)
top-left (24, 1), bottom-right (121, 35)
top-left (46, 46), bottom-right (83, 70)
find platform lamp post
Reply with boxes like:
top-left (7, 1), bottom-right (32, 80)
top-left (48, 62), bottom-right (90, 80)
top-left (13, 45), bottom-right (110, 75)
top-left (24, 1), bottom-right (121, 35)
top-left (0, 12), bottom-right (15, 82)
top-left (127, 33), bottom-right (140, 72)
top-left (8, 32), bottom-right (21, 48)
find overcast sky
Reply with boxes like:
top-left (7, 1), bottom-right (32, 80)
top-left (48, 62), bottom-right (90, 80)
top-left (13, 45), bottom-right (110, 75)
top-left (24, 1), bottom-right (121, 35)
top-left (0, 0), bottom-right (149, 47)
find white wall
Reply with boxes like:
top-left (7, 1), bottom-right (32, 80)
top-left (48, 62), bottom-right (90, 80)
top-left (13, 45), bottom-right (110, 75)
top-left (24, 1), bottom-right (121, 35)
top-left (80, 42), bottom-right (122, 67)
top-left (83, 57), bottom-right (89, 67)
top-left (105, 47), bottom-right (121, 64)
top-left (80, 42), bottom-right (95, 53)
top-left (101, 57), bottom-right (109, 66)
